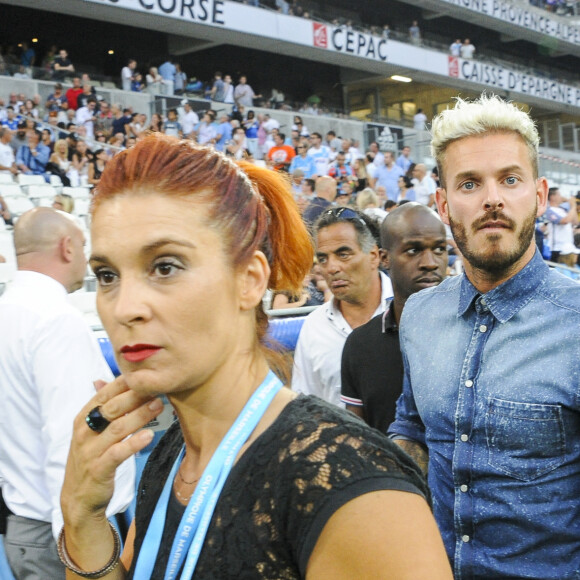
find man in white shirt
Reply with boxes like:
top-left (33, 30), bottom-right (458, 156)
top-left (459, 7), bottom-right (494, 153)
top-left (412, 163), bottom-right (436, 207)
top-left (75, 97), bottom-right (97, 141)
top-left (545, 187), bottom-right (579, 268)
top-left (460, 38), bottom-right (476, 59)
top-left (0, 127), bottom-right (17, 175)
top-left (413, 108), bottom-right (428, 130)
top-left (292, 207), bottom-right (393, 407)
top-left (121, 59), bottom-right (136, 92)
top-left (0, 208), bottom-right (135, 579)
top-left (179, 100), bottom-right (199, 138)
top-left (450, 39), bottom-right (462, 56)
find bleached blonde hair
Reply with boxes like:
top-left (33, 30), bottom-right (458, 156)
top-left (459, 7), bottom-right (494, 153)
top-left (356, 187), bottom-right (378, 210)
top-left (431, 94), bottom-right (540, 186)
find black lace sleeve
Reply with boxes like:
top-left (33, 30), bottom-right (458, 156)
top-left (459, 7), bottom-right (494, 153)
top-left (128, 395), bottom-right (429, 579)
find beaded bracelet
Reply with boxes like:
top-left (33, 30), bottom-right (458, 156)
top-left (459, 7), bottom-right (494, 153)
top-left (57, 520), bottom-right (121, 579)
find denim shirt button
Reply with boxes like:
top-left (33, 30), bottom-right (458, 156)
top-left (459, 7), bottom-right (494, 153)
top-left (460, 434), bottom-right (469, 442)
top-left (462, 535), bottom-right (470, 543)
top-left (460, 484), bottom-right (469, 492)
top-left (465, 379), bottom-right (473, 388)
top-left (479, 324), bottom-right (487, 332)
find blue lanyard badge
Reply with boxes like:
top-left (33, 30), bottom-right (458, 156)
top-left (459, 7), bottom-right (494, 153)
top-left (132, 371), bottom-right (283, 580)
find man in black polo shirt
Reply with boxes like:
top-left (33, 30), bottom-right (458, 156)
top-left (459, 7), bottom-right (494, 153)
top-left (340, 203), bottom-right (448, 432)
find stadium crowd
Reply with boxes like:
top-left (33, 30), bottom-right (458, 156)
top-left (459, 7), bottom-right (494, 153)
top-left (1, 77), bottom-right (579, 270)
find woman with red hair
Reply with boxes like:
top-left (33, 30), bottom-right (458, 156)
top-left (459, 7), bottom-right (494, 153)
top-left (59, 134), bottom-right (451, 579)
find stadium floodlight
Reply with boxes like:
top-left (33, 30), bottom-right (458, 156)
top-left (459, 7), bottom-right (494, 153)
top-left (390, 75), bottom-right (412, 83)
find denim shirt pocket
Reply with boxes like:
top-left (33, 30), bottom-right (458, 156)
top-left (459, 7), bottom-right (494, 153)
top-left (486, 398), bottom-right (566, 481)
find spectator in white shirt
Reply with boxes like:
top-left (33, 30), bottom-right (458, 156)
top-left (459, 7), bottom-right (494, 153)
top-left (460, 38), bottom-right (476, 59)
top-left (121, 59), bottom-right (137, 91)
top-left (413, 109), bottom-right (428, 131)
top-left (75, 97), bottom-right (97, 141)
top-left (0, 127), bottom-right (17, 176)
top-left (179, 100), bottom-right (199, 138)
top-left (449, 39), bottom-right (462, 56)
top-left (412, 163), bottom-right (437, 207)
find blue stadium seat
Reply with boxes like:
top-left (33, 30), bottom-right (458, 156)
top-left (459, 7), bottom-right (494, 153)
top-left (0, 536), bottom-right (16, 580)
top-left (266, 316), bottom-right (306, 351)
top-left (98, 337), bottom-right (121, 377)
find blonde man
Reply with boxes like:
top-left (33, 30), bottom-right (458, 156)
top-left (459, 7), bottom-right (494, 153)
top-left (390, 94), bottom-right (580, 579)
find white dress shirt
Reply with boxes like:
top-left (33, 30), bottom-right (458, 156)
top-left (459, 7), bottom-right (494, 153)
top-left (0, 271), bottom-right (135, 539)
top-left (291, 271), bottom-right (393, 407)
top-left (75, 106), bottom-right (95, 140)
top-left (415, 175), bottom-right (437, 206)
top-left (0, 142), bottom-right (15, 174)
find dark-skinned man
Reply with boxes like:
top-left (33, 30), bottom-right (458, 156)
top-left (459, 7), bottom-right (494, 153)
top-left (340, 203), bottom-right (448, 432)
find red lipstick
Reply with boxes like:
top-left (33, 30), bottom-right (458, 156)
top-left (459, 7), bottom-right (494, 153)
top-left (120, 344), bottom-right (161, 362)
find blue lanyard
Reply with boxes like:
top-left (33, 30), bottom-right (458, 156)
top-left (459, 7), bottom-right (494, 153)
top-left (132, 371), bottom-right (283, 580)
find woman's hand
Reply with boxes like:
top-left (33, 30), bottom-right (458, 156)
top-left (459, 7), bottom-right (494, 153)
top-left (61, 375), bottom-right (163, 527)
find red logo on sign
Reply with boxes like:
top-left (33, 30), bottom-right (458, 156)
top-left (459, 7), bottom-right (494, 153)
top-left (313, 23), bottom-right (328, 49)
top-left (448, 56), bottom-right (459, 78)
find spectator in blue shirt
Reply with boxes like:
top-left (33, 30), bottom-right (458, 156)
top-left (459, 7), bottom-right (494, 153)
top-left (16, 130), bottom-right (50, 176)
top-left (158, 58), bottom-right (176, 96)
top-left (374, 151), bottom-right (404, 201)
top-left (1, 107), bottom-right (20, 131)
top-left (215, 113), bottom-right (232, 152)
top-left (389, 94), bottom-right (580, 580)
top-left (289, 143), bottom-right (316, 178)
top-left (395, 146), bottom-right (413, 173)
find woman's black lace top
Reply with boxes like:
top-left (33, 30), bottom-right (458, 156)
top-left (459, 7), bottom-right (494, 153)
top-left (126, 395), bottom-right (428, 579)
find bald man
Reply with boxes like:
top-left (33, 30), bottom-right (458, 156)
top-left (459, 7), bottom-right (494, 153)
top-left (302, 175), bottom-right (337, 225)
top-left (412, 164), bottom-right (436, 207)
top-left (0, 208), bottom-right (135, 580)
top-left (340, 203), bottom-right (447, 431)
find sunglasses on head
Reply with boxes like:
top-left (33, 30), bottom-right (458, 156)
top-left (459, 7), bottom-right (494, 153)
top-left (322, 206), bottom-right (367, 228)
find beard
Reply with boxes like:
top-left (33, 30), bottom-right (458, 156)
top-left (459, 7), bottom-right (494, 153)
top-left (449, 205), bottom-right (537, 276)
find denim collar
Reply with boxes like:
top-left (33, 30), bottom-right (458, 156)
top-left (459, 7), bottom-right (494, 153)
top-left (458, 250), bottom-right (550, 323)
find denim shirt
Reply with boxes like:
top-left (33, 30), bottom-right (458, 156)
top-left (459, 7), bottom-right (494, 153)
top-left (390, 250), bottom-right (580, 579)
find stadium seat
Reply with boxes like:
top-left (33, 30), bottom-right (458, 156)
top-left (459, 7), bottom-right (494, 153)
top-left (0, 175), bottom-right (14, 184)
top-left (73, 198), bottom-right (91, 217)
top-left (0, 538), bottom-right (16, 580)
top-left (26, 184), bottom-right (57, 200)
top-left (267, 316), bottom-right (306, 351)
top-left (97, 336), bottom-right (121, 376)
top-left (0, 184), bottom-right (23, 198)
top-left (4, 195), bottom-right (34, 218)
top-left (63, 186), bottom-right (91, 199)
top-left (34, 196), bottom-right (55, 208)
top-left (17, 175), bottom-right (45, 186)
top-left (0, 234), bottom-right (16, 263)
top-left (49, 174), bottom-right (63, 189)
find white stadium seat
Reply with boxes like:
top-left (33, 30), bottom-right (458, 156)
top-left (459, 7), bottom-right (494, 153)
top-left (17, 174), bottom-right (46, 186)
top-left (26, 184), bottom-right (58, 200)
top-left (5, 195), bottom-right (34, 217)
top-left (0, 184), bottom-right (23, 198)
top-left (63, 186), bottom-right (92, 199)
